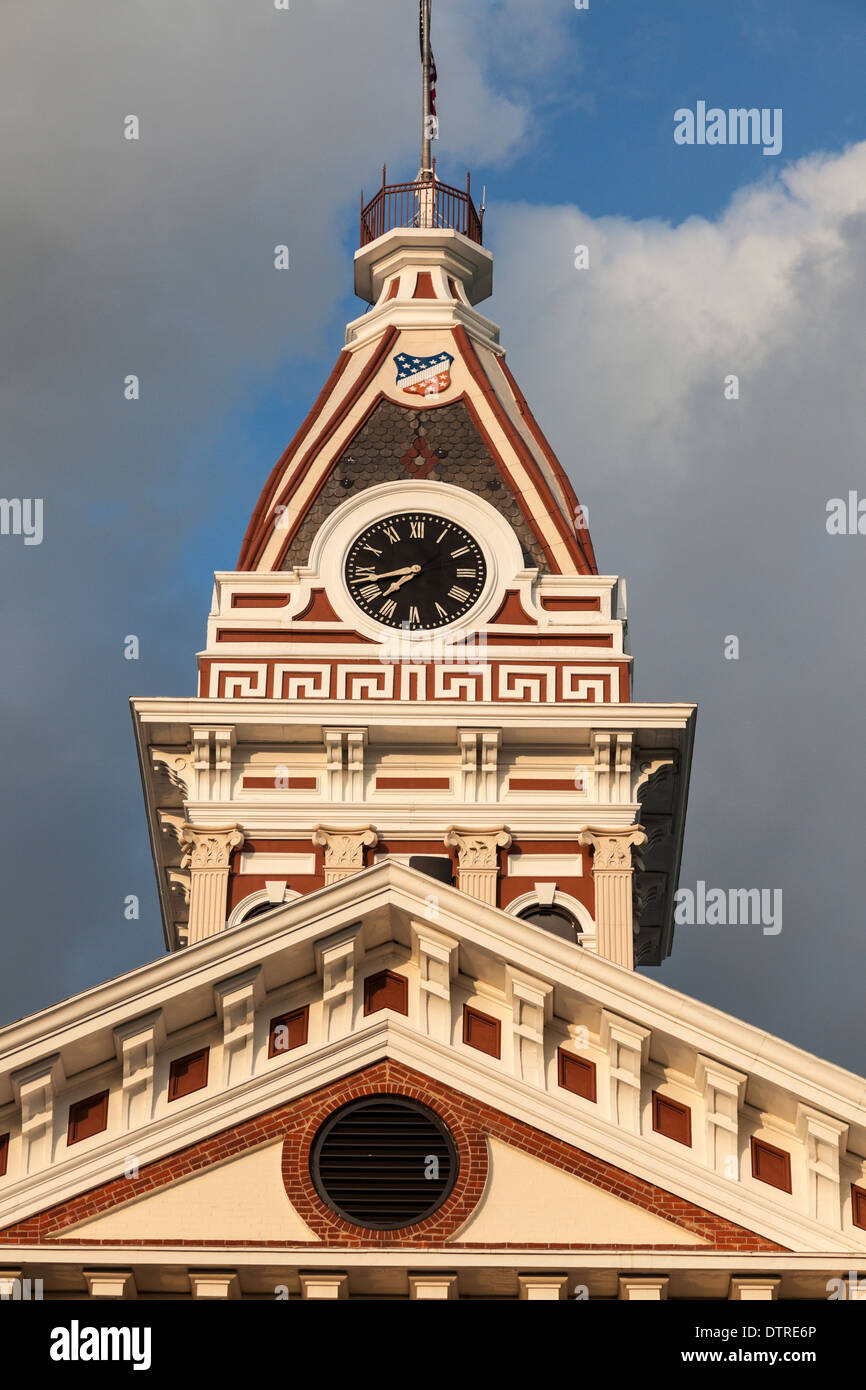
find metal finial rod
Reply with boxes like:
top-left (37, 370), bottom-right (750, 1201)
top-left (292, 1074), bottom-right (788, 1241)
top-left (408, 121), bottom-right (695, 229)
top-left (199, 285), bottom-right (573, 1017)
top-left (420, 0), bottom-right (433, 180)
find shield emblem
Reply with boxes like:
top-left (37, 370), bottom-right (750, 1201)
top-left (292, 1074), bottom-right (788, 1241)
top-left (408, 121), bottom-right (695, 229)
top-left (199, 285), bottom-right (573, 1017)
top-left (394, 351), bottom-right (453, 397)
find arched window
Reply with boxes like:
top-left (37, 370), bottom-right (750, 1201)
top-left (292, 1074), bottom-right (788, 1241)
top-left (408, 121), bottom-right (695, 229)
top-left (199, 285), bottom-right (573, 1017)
top-left (516, 903), bottom-right (582, 944)
top-left (226, 887), bottom-right (301, 929)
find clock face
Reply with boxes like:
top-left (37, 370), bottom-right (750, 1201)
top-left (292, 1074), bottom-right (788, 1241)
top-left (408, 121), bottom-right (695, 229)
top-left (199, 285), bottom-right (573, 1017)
top-left (344, 512), bottom-right (487, 630)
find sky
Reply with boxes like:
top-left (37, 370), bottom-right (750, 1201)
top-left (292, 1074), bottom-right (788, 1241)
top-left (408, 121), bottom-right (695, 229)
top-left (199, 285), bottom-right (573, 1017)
top-left (1, 0), bottom-right (864, 1074)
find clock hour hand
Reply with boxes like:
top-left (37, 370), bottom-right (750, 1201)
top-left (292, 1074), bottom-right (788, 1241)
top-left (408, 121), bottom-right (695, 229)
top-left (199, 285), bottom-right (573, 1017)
top-left (381, 571), bottom-right (418, 596)
top-left (349, 565), bottom-right (420, 584)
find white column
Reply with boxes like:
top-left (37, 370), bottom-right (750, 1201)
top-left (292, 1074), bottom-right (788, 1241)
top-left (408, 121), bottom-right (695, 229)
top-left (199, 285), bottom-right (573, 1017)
top-left (458, 731), bottom-right (478, 802)
top-left (519, 1275), bottom-right (568, 1300)
top-left (797, 1104), bottom-right (848, 1227)
top-left (507, 968), bottom-right (552, 1087)
top-left (409, 1274), bottom-right (458, 1300)
top-left (600, 1012), bottom-right (650, 1133)
top-left (445, 827), bottom-right (512, 906)
top-left (0, 1271), bottom-right (22, 1300)
top-left (591, 732), bottom-right (613, 802)
top-left (214, 967), bottom-right (264, 1088)
top-left (346, 730), bottom-right (367, 801)
top-left (113, 1012), bottom-right (165, 1130)
top-left (189, 1271), bottom-right (240, 1299)
top-left (729, 1278), bottom-right (781, 1301)
top-left (179, 825), bottom-right (245, 943)
top-left (213, 728), bottom-right (235, 800)
top-left (578, 826), bottom-right (647, 969)
top-left (695, 1054), bottom-right (746, 1181)
top-left (619, 1277), bottom-right (669, 1300)
top-left (324, 730), bottom-right (344, 800)
top-left (84, 1270), bottom-right (137, 1299)
top-left (300, 1273), bottom-right (348, 1300)
top-left (480, 731), bottom-right (501, 803)
top-left (413, 925), bottom-right (457, 1043)
top-left (12, 1055), bottom-right (65, 1174)
top-left (312, 826), bottom-right (378, 884)
top-left (316, 930), bottom-right (358, 1042)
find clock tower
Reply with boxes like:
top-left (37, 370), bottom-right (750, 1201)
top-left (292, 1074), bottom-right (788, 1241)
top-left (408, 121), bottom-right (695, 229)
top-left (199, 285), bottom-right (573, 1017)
top-left (136, 162), bottom-right (693, 971)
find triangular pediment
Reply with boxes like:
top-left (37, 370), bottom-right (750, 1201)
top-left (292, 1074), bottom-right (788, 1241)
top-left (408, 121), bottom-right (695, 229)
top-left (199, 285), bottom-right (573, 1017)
top-left (58, 1142), bottom-right (318, 1243)
top-left (457, 1137), bottom-right (707, 1245)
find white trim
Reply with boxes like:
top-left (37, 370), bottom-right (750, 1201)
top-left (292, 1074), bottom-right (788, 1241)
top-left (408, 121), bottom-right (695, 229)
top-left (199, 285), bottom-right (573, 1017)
top-left (506, 889), bottom-right (597, 952)
top-left (226, 887), bottom-right (301, 930)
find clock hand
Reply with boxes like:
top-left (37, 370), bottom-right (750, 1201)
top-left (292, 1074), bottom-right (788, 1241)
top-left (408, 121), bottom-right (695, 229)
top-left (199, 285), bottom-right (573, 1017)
top-left (381, 571), bottom-right (418, 596)
top-left (349, 565), bottom-right (421, 584)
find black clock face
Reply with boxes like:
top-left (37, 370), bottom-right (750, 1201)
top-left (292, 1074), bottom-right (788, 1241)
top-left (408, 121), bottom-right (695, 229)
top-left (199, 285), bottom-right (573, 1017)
top-left (344, 512), bottom-right (487, 630)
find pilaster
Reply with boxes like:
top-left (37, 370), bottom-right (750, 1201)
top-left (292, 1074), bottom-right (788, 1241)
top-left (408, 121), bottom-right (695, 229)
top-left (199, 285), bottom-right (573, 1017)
top-left (179, 825), bottom-right (245, 944)
top-left (578, 826), bottom-right (647, 969)
top-left (445, 826), bottom-right (511, 905)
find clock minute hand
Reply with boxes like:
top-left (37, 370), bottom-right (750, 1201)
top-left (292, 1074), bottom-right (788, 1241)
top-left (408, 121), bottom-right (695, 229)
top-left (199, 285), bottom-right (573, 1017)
top-left (349, 565), bottom-right (421, 584)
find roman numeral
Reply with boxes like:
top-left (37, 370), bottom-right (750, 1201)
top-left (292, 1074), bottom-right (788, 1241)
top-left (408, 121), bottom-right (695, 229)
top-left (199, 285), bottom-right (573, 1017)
top-left (378, 598), bottom-right (397, 619)
top-left (451, 546), bottom-right (470, 557)
top-left (382, 524), bottom-right (400, 542)
top-left (436, 527), bottom-right (449, 543)
top-left (362, 544), bottom-right (382, 556)
top-left (449, 586), bottom-right (470, 602)
top-left (434, 602), bottom-right (449, 619)
top-left (409, 520), bottom-right (425, 538)
top-left (360, 583), bottom-right (381, 599)
top-left (408, 606), bottom-right (420, 624)
top-left (456, 568), bottom-right (476, 578)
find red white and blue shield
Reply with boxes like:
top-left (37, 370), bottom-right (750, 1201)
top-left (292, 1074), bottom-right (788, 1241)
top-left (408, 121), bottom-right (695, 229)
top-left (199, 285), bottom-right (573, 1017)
top-left (394, 351), bottom-right (453, 397)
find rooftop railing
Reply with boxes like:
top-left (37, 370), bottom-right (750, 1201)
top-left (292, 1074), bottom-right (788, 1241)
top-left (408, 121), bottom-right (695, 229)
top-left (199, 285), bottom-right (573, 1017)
top-left (360, 166), bottom-right (483, 247)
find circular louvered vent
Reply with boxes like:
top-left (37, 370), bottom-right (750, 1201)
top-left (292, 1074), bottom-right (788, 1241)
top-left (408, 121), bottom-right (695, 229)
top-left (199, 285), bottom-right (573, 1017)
top-left (310, 1096), bottom-right (458, 1229)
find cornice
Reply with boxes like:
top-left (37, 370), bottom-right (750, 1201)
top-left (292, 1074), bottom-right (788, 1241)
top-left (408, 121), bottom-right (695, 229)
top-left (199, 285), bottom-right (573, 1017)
top-left (0, 860), bottom-right (864, 1141)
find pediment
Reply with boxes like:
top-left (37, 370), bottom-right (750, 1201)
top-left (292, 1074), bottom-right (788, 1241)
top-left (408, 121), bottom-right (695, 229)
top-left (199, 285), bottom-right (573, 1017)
top-left (60, 1142), bottom-right (317, 1243)
top-left (457, 1138), bottom-right (707, 1245)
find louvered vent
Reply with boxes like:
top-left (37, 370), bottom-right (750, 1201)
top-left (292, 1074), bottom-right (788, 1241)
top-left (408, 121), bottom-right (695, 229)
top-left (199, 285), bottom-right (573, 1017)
top-left (310, 1096), bottom-right (458, 1229)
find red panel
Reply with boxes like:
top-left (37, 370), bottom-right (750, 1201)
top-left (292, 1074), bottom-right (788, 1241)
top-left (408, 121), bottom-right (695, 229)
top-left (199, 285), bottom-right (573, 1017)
top-left (413, 271), bottom-right (437, 299)
top-left (852, 1185), bottom-right (866, 1231)
top-left (0, 1133), bottom-right (8, 1177)
top-left (364, 971), bottom-right (409, 1017)
top-left (750, 1137), bottom-right (792, 1193)
top-left (67, 1091), bottom-right (109, 1146)
top-left (463, 1006), bottom-right (501, 1058)
top-left (168, 1049), bottom-right (210, 1102)
top-left (652, 1093), bottom-right (692, 1147)
top-left (375, 777), bottom-right (450, 790)
top-left (509, 778), bottom-right (581, 792)
top-left (242, 776), bottom-right (317, 790)
top-left (558, 1049), bottom-right (597, 1102)
top-left (269, 1007), bottom-right (310, 1057)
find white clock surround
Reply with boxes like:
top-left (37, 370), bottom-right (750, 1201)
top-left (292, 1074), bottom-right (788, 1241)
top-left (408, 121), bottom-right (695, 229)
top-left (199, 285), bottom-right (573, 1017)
top-left (306, 479), bottom-right (528, 642)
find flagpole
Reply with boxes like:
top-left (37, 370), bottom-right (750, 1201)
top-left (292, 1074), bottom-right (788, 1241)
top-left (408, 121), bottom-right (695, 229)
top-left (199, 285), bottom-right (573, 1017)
top-left (420, 0), bottom-right (432, 180)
